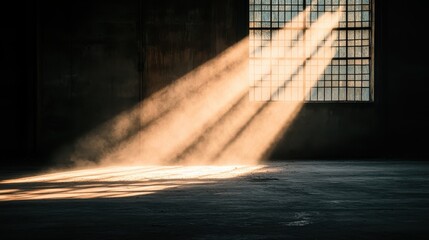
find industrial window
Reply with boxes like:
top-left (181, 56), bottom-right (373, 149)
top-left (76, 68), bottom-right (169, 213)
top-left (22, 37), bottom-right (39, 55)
top-left (249, 0), bottom-right (373, 101)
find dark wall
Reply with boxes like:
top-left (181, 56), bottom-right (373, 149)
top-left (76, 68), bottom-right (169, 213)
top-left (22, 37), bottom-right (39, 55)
top-left (1, 0), bottom-right (428, 165)
top-left (36, 0), bottom-right (141, 163)
top-left (142, 0), bottom-right (247, 96)
top-left (1, 1), bottom-right (37, 163)
top-left (383, 0), bottom-right (429, 159)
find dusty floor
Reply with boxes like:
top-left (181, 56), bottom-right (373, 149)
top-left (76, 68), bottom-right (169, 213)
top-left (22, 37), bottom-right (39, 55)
top-left (0, 161), bottom-right (428, 240)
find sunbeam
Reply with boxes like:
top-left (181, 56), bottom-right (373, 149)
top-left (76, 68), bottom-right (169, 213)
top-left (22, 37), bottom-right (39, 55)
top-left (66, 5), bottom-right (342, 167)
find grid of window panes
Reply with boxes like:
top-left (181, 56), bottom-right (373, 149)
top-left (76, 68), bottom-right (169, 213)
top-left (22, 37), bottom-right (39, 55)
top-left (249, 0), bottom-right (372, 101)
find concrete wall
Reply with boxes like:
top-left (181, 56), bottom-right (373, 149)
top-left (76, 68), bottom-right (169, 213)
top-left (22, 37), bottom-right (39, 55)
top-left (1, 0), bottom-right (38, 163)
top-left (1, 0), bottom-right (428, 165)
top-left (142, 0), bottom-right (247, 96)
top-left (383, 0), bottom-right (429, 159)
top-left (36, 0), bottom-right (140, 163)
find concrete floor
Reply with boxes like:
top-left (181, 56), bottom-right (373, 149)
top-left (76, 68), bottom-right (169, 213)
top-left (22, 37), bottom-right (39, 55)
top-left (0, 161), bottom-right (428, 240)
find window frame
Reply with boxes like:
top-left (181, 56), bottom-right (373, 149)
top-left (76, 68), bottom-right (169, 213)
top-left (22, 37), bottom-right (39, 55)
top-left (248, 0), bottom-right (375, 102)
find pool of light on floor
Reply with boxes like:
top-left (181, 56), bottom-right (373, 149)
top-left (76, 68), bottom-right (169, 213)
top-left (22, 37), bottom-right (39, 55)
top-left (0, 165), bottom-right (264, 201)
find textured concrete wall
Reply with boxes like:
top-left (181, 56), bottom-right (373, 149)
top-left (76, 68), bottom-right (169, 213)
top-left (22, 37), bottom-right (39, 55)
top-left (383, 0), bottom-right (429, 158)
top-left (142, 0), bottom-right (247, 96)
top-left (1, 1), bottom-right (37, 162)
top-left (36, 0), bottom-right (141, 162)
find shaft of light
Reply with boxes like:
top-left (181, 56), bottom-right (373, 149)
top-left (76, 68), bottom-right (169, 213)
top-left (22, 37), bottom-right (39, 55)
top-left (66, 7), bottom-right (341, 167)
top-left (185, 10), bottom-right (342, 165)
top-left (217, 35), bottom-right (339, 164)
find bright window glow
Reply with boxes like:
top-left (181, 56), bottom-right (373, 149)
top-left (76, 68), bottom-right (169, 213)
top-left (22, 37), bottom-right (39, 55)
top-left (249, 0), bottom-right (373, 101)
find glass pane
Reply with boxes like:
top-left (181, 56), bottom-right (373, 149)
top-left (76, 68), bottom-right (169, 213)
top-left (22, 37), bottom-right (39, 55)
top-left (249, 0), bottom-right (373, 102)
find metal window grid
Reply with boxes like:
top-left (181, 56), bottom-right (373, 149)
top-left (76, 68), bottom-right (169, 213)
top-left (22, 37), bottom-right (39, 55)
top-left (249, 0), bottom-right (373, 102)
